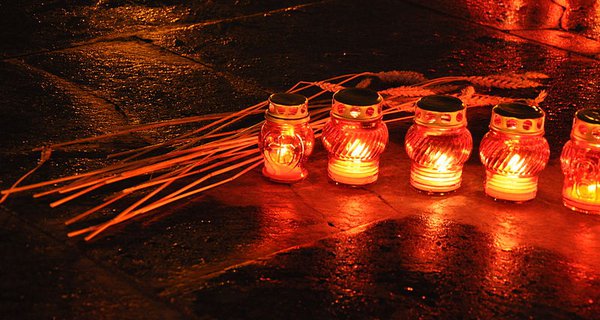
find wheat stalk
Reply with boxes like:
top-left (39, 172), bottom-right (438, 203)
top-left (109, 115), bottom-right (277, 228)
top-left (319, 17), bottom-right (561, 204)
top-left (512, 71), bottom-right (550, 79)
top-left (356, 78), bottom-right (372, 89)
top-left (371, 71), bottom-right (428, 84)
top-left (416, 72), bottom-right (547, 89)
top-left (466, 75), bottom-right (542, 89)
top-left (379, 86), bottom-right (437, 97)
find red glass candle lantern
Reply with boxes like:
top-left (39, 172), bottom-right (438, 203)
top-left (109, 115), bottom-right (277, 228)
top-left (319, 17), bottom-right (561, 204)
top-left (258, 93), bottom-right (314, 183)
top-left (322, 88), bottom-right (388, 185)
top-left (405, 95), bottom-right (473, 193)
top-left (479, 102), bottom-right (550, 202)
top-left (561, 108), bottom-right (600, 214)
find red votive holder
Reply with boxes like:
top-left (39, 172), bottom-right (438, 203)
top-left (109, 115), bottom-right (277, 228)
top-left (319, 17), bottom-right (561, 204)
top-left (479, 102), bottom-right (549, 202)
top-left (322, 88), bottom-right (388, 186)
top-left (405, 95), bottom-right (472, 193)
top-left (561, 108), bottom-right (600, 214)
top-left (258, 93), bottom-right (314, 183)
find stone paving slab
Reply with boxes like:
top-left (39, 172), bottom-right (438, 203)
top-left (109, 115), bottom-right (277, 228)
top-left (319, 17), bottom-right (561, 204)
top-left (0, 60), bottom-right (128, 153)
top-left (0, 207), bottom-right (183, 319)
top-left (80, 186), bottom-right (335, 293)
top-left (0, 1), bottom-right (322, 58)
top-left (0, 58), bottom-right (145, 203)
top-left (510, 29), bottom-right (600, 58)
top-left (23, 40), bottom-right (266, 124)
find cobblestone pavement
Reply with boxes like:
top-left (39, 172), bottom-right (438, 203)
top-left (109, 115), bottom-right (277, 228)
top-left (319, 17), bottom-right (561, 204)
top-left (1, 1), bottom-right (599, 319)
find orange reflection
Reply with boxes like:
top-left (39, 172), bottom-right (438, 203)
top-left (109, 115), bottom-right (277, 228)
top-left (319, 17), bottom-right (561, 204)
top-left (337, 196), bottom-right (383, 233)
top-left (328, 234), bottom-right (372, 301)
top-left (465, 0), bottom-right (564, 30)
top-left (484, 212), bottom-right (521, 297)
top-left (504, 0), bottom-right (525, 27)
top-left (592, 1), bottom-right (600, 38)
top-left (571, 223), bottom-right (600, 271)
top-left (493, 214), bottom-right (519, 252)
top-left (322, 196), bottom-right (392, 301)
top-left (561, 0), bottom-right (600, 37)
top-left (566, 227), bottom-right (600, 313)
top-left (410, 204), bottom-right (450, 273)
top-left (161, 200), bottom-right (314, 291)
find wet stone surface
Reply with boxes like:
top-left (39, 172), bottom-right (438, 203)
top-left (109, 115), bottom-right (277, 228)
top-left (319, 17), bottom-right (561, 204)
top-left (24, 40), bottom-right (266, 124)
top-left (0, 207), bottom-right (182, 319)
top-left (0, 60), bottom-right (126, 152)
top-left (0, 0), bottom-right (320, 58)
top-left (190, 216), bottom-right (600, 319)
top-left (0, 0), bottom-right (599, 319)
top-left (410, 0), bottom-right (600, 41)
top-left (81, 190), bottom-right (333, 292)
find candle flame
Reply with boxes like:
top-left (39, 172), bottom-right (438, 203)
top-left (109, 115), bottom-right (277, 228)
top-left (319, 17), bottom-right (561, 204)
top-left (346, 139), bottom-right (368, 160)
top-left (587, 184), bottom-right (597, 193)
top-left (573, 182), bottom-right (599, 200)
top-left (506, 154), bottom-right (524, 173)
top-left (274, 144), bottom-right (295, 165)
top-left (277, 145), bottom-right (289, 162)
top-left (434, 154), bottom-right (452, 172)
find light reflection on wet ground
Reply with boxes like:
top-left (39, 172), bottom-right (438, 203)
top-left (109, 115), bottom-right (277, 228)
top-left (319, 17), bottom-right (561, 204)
top-left (190, 216), bottom-right (598, 318)
top-left (413, 0), bottom-right (600, 41)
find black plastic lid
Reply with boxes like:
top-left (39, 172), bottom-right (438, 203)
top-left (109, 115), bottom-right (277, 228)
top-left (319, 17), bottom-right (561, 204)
top-left (269, 93), bottom-right (307, 106)
top-left (333, 88), bottom-right (381, 106)
top-left (576, 108), bottom-right (600, 125)
top-left (417, 95), bottom-right (464, 112)
top-left (493, 102), bottom-right (544, 119)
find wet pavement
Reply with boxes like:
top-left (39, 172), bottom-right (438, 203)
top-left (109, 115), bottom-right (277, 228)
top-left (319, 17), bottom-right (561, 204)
top-left (1, 0), bottom-right (600, 319)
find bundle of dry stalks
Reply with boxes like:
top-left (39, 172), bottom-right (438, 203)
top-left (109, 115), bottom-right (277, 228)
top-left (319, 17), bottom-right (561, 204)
top-left (0, 71), bottom-right (548, 240)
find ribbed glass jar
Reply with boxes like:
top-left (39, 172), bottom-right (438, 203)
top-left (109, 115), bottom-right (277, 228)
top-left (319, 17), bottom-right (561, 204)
top-left (561, 108), bottom-right (600, 214)
top-left (479, 102), bottom-right (549, 202)
top-left (258, 93), bottom-right (314, 183)
top-left (322, 88), bottom-right (388, 185)
top-left (405, 95), bottom-right (472, 193)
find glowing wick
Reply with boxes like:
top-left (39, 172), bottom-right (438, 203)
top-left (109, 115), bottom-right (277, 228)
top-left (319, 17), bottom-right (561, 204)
top-left (505, 154), bottom-right (524, 174)
top-left (274, 144), bottom-right (294, 165)
top-left (434, 154), bottom-right (452, 173)
top-left (347, 140), bottom-right (368, 160)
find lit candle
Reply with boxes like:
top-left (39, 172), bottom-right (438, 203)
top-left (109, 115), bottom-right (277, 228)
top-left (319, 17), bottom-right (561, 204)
top-left (479, 102), bottom-right (550, 202)
top-left (322, 88), bottom-right (388, 185)
top-left (259, 93), bottom-right (314, 183)
top-left (561, 108), bottom-right (600, 214)
top-left (405, 95), bottom-right (473, 193)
